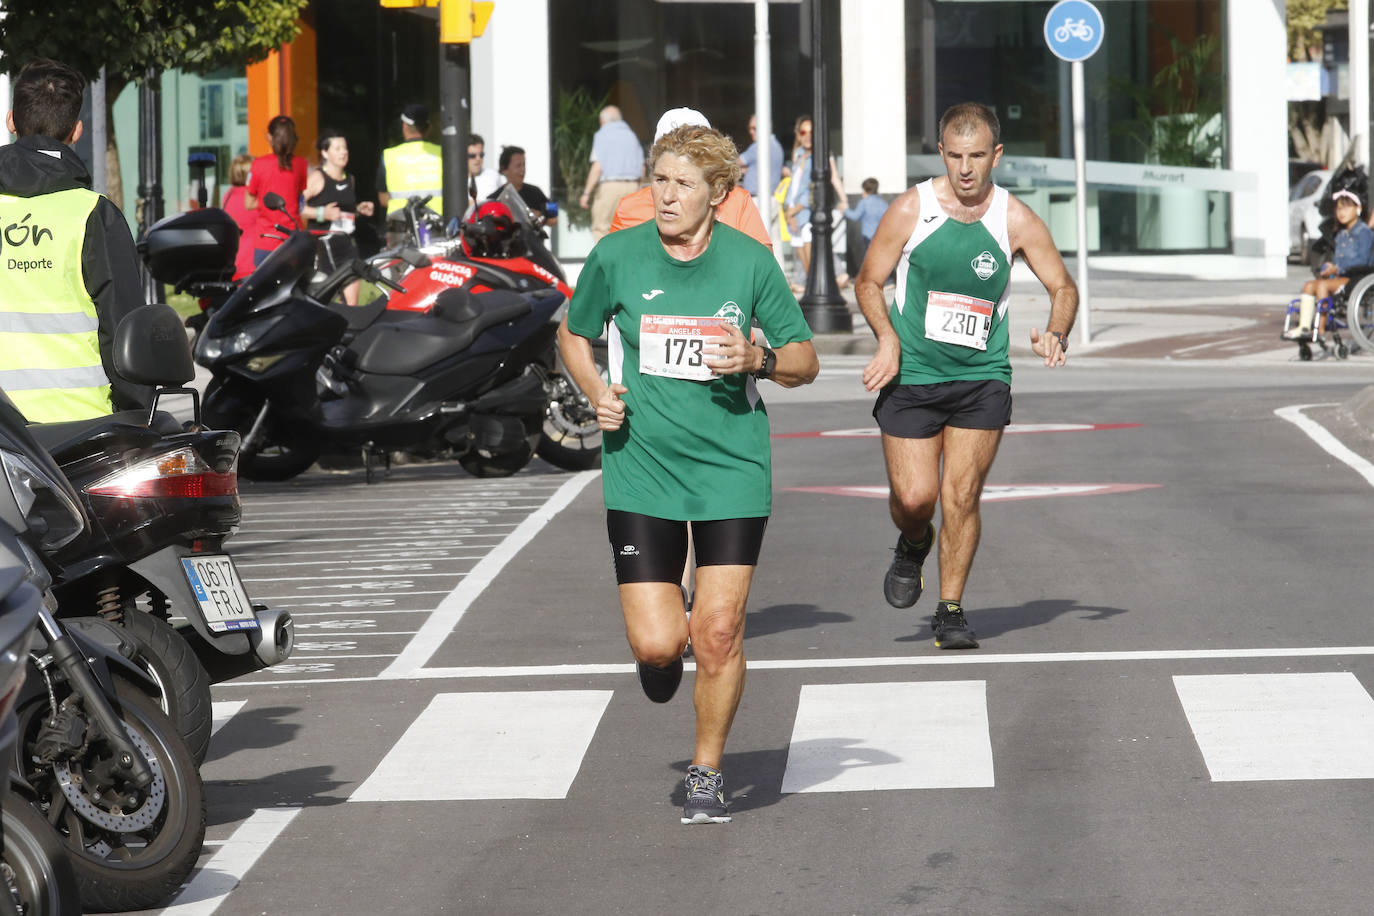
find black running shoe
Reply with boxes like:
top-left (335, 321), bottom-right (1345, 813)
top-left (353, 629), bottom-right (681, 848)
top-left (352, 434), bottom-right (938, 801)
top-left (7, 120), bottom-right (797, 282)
top-left (681, 764), bottom-right (731, 824)
top-left (637, 657), bottom-right (683, 703)
top-left (883, 523), bottom-right (934, 609)
top-left (932, 603), bottom-right (979, 650)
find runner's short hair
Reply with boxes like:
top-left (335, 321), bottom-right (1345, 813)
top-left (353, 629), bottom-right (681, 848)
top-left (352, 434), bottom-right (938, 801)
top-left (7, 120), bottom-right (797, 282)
top-left (648, 126), bottom-right (740, 202)
top-left (938, 102), bottom-right (1001, 147)
top-left (11, 58), bottom-right (85, 141)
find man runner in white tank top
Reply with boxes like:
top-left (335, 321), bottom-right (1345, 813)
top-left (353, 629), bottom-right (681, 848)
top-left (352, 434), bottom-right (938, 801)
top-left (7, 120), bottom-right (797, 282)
top-left (854, 102), bottom-right (1078, 650)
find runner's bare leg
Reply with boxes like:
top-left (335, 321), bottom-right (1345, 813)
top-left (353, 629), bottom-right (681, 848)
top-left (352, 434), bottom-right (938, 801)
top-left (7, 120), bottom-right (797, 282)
top-left (936, 426), bottom-right (1003, 602)
top-left (620, 583), bottom-right (691, 667)
top-left (687, 564), bottom-right (754, 769)
top-left (881, 431), bottom-right (943, 541)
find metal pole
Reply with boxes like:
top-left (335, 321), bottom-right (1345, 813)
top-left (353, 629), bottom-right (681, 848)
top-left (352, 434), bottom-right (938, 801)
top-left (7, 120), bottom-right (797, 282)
top-left (91, 67), bottom-right (106, 195)
top-left (439, 41), bottom-right (471, 224)
top-left (754, 0), bottom-right (781, 266)
top-left (1072, 59), bottom-right (1090, 346)
top-left (1351, 0), bottom-right (1369, 169)
top-left (137, 68), bottom-right (164, 304)
top-left (798, 0), bottom-right (852, 333)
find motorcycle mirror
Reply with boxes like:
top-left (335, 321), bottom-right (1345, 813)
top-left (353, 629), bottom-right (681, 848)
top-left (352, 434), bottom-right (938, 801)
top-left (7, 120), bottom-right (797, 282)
top-left (263, 192), bottom-right (287, 213)
top-left (113, 304), bottom-right (195, 386)
top-left (399, 247), bottom-right (431, 268)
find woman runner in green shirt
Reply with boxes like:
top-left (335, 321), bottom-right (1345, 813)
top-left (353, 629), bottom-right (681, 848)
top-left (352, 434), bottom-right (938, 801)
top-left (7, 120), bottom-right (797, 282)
top-left (558, 125), bottom-right (819, 825)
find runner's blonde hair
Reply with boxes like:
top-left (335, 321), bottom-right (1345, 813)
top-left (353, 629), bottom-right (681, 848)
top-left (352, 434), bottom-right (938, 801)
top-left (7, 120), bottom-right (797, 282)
top-left (648, 126), bottom-right (741, 202)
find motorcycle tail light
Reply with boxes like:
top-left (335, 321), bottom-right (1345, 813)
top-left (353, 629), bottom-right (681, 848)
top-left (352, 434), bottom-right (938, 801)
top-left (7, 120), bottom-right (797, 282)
top-left (86, 446), bottom-right (239, 499)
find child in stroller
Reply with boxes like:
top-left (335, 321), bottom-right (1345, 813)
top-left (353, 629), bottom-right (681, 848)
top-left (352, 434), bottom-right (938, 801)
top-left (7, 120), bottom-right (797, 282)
top-left (1283, 189), bottom-right (1374, 352)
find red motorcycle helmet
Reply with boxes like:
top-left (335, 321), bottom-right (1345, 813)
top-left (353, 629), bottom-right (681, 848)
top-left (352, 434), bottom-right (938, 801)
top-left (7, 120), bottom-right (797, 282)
top-left (466, 200), bottom-right (517, 255)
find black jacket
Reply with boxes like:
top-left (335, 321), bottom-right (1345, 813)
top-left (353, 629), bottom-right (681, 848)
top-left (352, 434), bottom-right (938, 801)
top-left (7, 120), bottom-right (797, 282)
top-left (0, 135), bottom-right (150, 412)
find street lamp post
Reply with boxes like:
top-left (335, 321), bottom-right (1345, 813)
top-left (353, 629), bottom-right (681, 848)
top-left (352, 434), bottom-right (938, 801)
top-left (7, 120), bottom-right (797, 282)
top-left (137, 68), bottom-right (164, 304)
top-left (798, 0), bottom-right (851, 333)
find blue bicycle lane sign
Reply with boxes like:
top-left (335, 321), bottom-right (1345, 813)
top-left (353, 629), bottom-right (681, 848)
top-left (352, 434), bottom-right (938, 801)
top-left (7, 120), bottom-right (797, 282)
top-left (1044, 0), bottom-right (1104, 62)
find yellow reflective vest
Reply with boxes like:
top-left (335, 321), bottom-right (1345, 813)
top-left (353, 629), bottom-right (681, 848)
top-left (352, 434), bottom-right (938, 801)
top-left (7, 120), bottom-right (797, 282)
top-left (382, 140), bottom-right (443, 218)
top-left (0, 187), bottom-right (111, 423)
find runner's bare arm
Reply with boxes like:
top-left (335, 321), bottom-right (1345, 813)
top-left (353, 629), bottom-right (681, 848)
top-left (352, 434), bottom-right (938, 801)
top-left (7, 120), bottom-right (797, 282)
top-left (856, 187), bottom-right (920, 391)
top-left (304, 168), bottom-right (325, 199)
top-left (1008, 196), bottom-right (1077, 367)
top-left (557, 315), bottom-right (627, 431)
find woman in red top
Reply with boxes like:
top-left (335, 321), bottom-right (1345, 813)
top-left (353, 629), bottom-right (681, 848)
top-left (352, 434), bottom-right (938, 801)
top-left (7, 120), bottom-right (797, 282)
top-left (246, 115), bottom-right (308, 264)
top-left (219, 153), bottom-right (256, 280)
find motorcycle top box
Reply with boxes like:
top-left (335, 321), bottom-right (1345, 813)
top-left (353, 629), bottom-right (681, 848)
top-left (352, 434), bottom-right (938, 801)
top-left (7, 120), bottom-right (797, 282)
top-left (139, 207), bottom-right (239, 291)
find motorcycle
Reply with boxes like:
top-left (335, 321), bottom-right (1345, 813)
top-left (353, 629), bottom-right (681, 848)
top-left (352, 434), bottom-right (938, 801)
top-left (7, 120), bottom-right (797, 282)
top-left (154, 193), bottom-right (600, 481)
top-left (0, 526), bottom-right (80, 916)
top-left (0, 387), bottom-right (206, 912)
top-left (364, 188), bottom-right (604, 471)
top-left (29, 303), bottom-right (294, 765)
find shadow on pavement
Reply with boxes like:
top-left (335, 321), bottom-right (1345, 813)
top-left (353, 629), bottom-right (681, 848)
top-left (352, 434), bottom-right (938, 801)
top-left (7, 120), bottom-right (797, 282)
top-left (747, 602), bottom-right (853, 638)
top-left (205, 765), bottom-right (349, 828)
top-left (670, 739), bottom-right (900, 814)
top-left (893, 597), bottom-right (1128, 643)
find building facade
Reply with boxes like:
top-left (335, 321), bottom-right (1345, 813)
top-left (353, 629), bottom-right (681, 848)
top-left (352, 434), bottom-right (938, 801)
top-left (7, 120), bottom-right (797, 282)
top-left (98, 0), bottom-right (1287, 279)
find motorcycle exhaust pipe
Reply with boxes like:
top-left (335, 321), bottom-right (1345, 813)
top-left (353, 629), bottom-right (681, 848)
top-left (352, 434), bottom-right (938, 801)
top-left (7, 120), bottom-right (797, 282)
top-left (247, 605), bottom-right (294, 666)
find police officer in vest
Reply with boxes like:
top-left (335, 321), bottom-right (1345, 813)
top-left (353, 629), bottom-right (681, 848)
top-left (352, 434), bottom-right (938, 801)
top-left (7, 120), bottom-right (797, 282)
top-left (376, 103), bottom-right (443, 236)
top-left (0, 58), bottom-right (149, 424)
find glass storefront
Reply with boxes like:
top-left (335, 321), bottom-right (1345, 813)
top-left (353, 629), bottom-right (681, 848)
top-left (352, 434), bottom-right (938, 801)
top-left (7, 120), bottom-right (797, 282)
top-left (906, 0), bottom-right (1229, 254)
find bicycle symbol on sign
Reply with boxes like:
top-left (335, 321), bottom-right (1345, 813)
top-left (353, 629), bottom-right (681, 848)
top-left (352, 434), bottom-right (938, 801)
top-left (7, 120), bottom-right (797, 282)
top-left (1053, 18), bottom-right (1094, 42)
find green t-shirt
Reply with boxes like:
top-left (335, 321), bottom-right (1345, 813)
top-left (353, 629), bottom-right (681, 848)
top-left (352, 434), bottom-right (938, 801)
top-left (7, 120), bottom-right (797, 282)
top-left (567, 221), bottom-right (813, 520)
top-left (891, 181), bottom-right (1013, 385)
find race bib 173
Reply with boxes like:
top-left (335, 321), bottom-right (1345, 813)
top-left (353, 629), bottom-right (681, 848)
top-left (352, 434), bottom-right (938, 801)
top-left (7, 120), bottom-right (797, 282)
top-left (924, 290), bottom-right (993, 350)
top-left (639, 315), bottom-right (732, 381)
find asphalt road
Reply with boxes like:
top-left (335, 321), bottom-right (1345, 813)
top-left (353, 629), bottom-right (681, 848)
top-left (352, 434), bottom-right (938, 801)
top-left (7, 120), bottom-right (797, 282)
top-left (129, 358), bottom-right (1374, 916)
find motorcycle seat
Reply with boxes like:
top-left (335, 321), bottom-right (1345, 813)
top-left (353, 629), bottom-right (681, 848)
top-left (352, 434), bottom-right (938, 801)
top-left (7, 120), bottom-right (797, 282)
top-left (30, 410), bottom-right (184, 459)
top-left (350, 289), bottom-right (532, 376)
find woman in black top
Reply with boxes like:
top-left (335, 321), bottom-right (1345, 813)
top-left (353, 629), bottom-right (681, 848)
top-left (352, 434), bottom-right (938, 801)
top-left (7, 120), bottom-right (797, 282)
top-left (305, 129), bottom-right (375, 304)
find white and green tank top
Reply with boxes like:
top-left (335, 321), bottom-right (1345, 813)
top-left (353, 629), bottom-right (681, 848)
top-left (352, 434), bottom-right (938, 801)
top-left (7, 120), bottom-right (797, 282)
top-left (890, 179), bottom-right (1013, 385)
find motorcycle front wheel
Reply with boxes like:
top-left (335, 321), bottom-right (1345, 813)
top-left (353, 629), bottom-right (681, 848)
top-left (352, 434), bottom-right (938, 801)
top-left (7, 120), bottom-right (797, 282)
top-left (1, 798), bottom-right (82, 916)
top-left (14, 675), bottom-right (207, 913)
top-left (204, 378), bottom-right (321, 481)
top-left (537, 339), bottom-right (607, 471)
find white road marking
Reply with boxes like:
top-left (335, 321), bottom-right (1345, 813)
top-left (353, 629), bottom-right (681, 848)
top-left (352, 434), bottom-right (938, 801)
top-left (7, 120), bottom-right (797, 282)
top-left (210, 700), bottom-right (246, 736)
top-left (154, 807), bottom-right (302, 915)
top-left (1275, 403), bottom-right (1374, 488)
top-left (782, 682), bottom-right (994, 792)
top-left (215, 644), bottom-right (1374, 687)
top-left (788, 483), bottom-right (1159, 502)
top-left (1175, 673), bottom-right (1374, 781)
top-left (1171, 335), bottom-right (1248, 356)
top-left (349, 690), bottom-right (613, 801)
top-left (381, 471), bottom-right (599, 677)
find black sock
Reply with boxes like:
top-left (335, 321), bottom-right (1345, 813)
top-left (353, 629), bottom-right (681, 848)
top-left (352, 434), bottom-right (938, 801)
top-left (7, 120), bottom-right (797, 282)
top-left (901, 526), bottom-right (934, 560)
top-left (937, 600), bottom-right (962, 615)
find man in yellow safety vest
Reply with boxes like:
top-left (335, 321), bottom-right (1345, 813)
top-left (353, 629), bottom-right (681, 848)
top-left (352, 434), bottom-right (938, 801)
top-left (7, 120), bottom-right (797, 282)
top-left (0, 58), bottom-right (148, 424)
top-left (376, 103), bottom-right (443, 222)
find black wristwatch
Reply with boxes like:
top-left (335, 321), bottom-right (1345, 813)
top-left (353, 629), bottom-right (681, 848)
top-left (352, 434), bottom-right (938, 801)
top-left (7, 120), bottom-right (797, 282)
top-left (754, 346), bottom-right (777, 380)
top-left (1050, 330), bottom-right (1068, 353)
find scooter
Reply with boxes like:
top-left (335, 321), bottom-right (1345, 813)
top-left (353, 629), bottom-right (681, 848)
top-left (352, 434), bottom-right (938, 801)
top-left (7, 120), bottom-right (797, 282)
top-left (28, 304), bottom-right (294, 765)
top-left (155, 193), bottom-right (598, 482)
top-left (0, 526), bottom-right (81, 916)
top-left (0, 385), bottom-right (205, 913)
top-left (357, 189), bottom-right (603, 471)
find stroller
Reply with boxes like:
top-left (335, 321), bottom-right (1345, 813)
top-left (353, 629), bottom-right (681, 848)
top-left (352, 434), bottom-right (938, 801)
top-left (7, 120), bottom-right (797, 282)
top-left (1282, 156), bottom-right (1368, 360)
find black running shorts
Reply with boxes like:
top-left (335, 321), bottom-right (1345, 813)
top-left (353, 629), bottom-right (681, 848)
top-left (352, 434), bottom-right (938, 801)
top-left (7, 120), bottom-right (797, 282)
top-left (873, 379), bottom-right (1012, 439)
top-left (606, 510), bottom-right (769, 584)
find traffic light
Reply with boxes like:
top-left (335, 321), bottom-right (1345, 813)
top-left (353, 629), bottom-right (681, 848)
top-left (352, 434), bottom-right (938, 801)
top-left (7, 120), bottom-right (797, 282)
top-left (439, 0), bottom-right (493, 43)
top-left (379, 0), bottom-right (433, 7)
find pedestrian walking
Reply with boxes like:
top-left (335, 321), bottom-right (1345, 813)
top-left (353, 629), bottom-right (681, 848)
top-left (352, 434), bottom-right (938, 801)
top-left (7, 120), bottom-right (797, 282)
top-left (846, 177), bottom-right (889, 273)
top-left (557, 124), bottom-right (818, 824)
top-left (219, 153), bottom-right (257, 281)
top-left (578, 105), bottom-right (643, 240)
top-left (246, 114), bottom-right (308, 265)
top-left (856, 102), bottom-right (1077, 649)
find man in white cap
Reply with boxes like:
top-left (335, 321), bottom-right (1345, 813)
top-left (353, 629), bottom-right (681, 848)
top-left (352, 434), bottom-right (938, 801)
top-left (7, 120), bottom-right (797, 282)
top-left (609, 107), bottom-right (771, 249)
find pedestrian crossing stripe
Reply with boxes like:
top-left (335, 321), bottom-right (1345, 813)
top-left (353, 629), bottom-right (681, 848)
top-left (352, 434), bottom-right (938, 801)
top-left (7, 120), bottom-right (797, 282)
top-left (209, 673), bottom-right (1374, 809)
top-left (774, 423), bottom-right (1142, 439)
top-left (787, 483), bottom-right (1161, 502)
